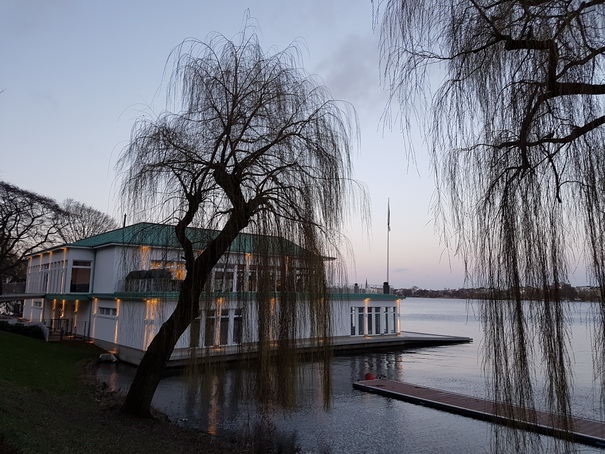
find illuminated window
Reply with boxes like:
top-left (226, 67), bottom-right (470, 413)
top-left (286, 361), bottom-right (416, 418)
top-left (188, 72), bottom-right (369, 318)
top-left (150, 260), bottom-right (185, 280)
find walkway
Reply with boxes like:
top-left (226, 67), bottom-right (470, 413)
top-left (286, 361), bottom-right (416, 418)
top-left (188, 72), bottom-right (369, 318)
top-left (332, 331), bottom-right (472, 354)
top-left (353, 379), bottom-right (605, 448)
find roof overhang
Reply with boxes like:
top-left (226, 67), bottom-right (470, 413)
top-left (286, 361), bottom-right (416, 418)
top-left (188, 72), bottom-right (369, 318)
top-left (0, 293), bottom-right (45, 302)
top-left (0, 293), bottom-right (93, 302)
top-left (45, 294), bottom-right (91, 301)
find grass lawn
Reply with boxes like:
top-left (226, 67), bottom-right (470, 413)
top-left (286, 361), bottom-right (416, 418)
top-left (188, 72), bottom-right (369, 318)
top-left (0, 331), bottom-right (235, 453)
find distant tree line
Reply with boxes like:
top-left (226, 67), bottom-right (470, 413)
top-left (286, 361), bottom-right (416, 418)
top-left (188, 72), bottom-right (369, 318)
top-left (396, 283), bottom-right (600, 302)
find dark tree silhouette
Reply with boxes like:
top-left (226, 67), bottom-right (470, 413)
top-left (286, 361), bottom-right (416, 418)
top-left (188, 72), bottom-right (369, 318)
top-left (376, 0), bottom-right (605, 451)
top-left (58, 198), bottom-right (118, 243)
top-left (118, 30), bottom-right (361, 417)
top-left (0, 181), bottom-right (65, 294)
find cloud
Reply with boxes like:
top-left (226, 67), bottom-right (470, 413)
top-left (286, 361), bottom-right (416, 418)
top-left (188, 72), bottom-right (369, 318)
top-left (313, 33), bottom-right (387, 112)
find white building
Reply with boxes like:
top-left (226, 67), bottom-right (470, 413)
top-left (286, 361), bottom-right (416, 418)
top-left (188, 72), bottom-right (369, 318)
top-left (21, 223), bottom-right (402, 365)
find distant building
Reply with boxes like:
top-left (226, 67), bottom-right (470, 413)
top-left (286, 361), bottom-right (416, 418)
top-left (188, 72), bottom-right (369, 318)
top-left (21, 223), bottom-right (402, 365)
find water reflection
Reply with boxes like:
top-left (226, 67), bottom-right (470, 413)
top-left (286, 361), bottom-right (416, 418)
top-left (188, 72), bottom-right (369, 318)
top-left (97, 299), bottom-right (605, 453)
top-left (98, 346), bottom-right (493, 453)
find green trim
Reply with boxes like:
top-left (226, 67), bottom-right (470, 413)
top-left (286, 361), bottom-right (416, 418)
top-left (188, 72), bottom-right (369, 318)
top-left (87, 291), bottom-right (402, 302)
top-left (90, 291), bottom-right (278, 301)
top-left (23, 291), bottom-right (402, 303)
top-left (45, 294), bottom-right (90, 301)
top-left (91, 292), bottom-right (178, 301)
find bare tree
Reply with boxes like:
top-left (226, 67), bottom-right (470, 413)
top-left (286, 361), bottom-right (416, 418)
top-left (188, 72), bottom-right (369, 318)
top-left (377, 0), bottom-right (605, 451)
top-left (0, 181), bottom-right (65, 294)
top-left (58, 198), bottom-right (118, 243)
top-left (118, 29), bottom-right (361, 417)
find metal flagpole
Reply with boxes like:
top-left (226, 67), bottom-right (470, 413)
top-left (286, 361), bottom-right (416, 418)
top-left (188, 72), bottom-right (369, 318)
top-left (386, 198), bottom-right (390, 291)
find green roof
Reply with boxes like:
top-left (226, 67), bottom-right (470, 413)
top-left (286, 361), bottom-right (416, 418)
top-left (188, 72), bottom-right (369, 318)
top-left (69, 222), bottom-right (307, 256)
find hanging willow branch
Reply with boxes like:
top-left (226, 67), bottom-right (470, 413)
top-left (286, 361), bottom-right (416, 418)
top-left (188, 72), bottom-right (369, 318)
top-left (117, 26), bottom-right (365, 417)
top-left (376, 0), bottom-right (605, 451)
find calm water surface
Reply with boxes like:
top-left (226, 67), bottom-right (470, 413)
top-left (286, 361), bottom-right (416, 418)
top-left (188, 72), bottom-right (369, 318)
top-left (97, 298), bottom-right (605, 453)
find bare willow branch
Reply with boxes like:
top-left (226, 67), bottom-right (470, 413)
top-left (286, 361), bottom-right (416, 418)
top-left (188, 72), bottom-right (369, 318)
top-left (377, 0), bottom-right (605, 451)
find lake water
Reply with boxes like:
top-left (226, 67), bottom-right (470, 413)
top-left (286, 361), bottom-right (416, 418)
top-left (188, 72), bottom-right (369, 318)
top-left (97, 298), bottom-right (605, 453)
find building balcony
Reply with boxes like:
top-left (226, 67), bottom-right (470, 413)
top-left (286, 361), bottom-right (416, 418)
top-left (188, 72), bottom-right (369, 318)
top-left (120, 269), bottom-right (183, 293)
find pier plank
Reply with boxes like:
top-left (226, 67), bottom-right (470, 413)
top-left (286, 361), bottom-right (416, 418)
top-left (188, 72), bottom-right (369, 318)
top-left (353, 379), bottom-right (605, 448)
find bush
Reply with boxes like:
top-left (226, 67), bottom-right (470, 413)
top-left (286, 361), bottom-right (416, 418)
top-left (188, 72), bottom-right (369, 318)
top-left (0, 321), bottom-right (45, 340)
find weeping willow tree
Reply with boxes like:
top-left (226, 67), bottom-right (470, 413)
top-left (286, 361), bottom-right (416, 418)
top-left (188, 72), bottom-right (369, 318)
top-left (117, 28), bottom-right (359, 417)
top-left (376, 0), bottom-right (605, 451)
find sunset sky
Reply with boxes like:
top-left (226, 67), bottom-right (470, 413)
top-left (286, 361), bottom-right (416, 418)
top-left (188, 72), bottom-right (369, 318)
top-left (0, 0), bottom-right (525, 290)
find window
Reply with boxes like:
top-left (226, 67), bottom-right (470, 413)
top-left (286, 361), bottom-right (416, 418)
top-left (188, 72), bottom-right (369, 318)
top-left (213, 268), bottom-right (234, 292)
top-left (384, 307), bottom-right (397, 334)
top-left (70, 260), bottom-right (91, 292)
top-left (358, 308), bottom-right (365, 336)
top-left (374, 307), bottom-right (381, 334)
top-left (99, 307), bottom-right (117, 316)
top-left (202, 308), bottom-right (242, 346)
top-left (236, 264), bottom-right (248, 292)
top-left (190, 318), bottom-right (200, 348)
top-left (233, 309), bottom-right (242, 344)
top-left (212, 271), bottom-right (223, 292)
top-left (33, 301), bottom-right (42, 308)
top-left (150, 260), bottom-right (185, 280)
top-left (219, 309), bottom-right (230, 345)
top-left (42, 272), bottom-right (49, 292)
top-left (247, 270), bottom-right (257, 292)
top-left (384, 307), bottom-right (390, 333)
top-left (204, 310), bottom-right (216, 346)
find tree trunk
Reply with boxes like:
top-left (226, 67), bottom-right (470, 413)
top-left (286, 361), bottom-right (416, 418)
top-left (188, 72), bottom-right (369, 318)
top-left (122, 281), bottom-right (197, 417)
top-left (122, 213), bottom-right (250, 417)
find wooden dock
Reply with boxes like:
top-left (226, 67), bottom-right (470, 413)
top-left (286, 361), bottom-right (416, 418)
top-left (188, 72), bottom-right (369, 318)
top-left (331, 331), bottom-right (472, 354)
top-left (353, 379), bottom-right (605, 448)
